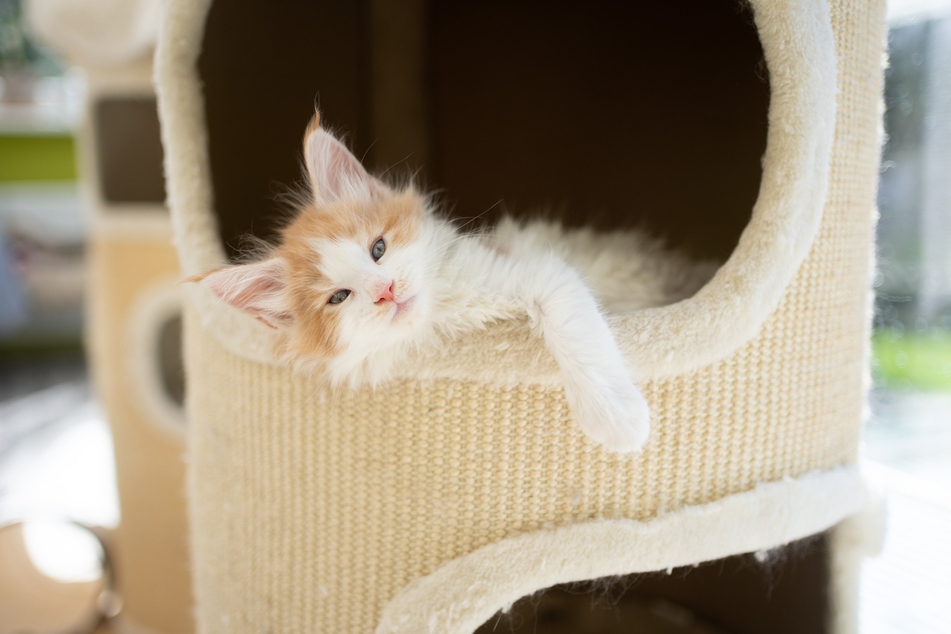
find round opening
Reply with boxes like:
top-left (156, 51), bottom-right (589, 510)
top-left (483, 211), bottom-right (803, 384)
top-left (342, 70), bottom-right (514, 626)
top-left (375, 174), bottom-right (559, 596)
top-left (157, 313), bottom-right (185, 409)
top-left (95, 97), bottom-right (167, 205)
top-left (128, 285), bottom-right (187, 435)
top-left (474, 535), bottom-right (829, 634)
top-left (198, 0), bottom-right (768, 266)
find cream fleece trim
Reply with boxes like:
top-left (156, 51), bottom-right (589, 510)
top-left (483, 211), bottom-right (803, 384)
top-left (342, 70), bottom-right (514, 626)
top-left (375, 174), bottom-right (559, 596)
top-left (154, 0), bottom-right (222, 273)
top-left (375, 467), bottom-right (866, 634)
top-left (156, 0), bottom-right (837, 381)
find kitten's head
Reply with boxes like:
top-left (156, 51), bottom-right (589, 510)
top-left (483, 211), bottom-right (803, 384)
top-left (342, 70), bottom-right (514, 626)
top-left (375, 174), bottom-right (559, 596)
top-left (194, 112), bottom-right (442, 384)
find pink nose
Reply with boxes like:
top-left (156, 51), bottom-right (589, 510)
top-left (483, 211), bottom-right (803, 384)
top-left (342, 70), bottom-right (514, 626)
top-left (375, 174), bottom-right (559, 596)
top-left (374, 282), bottom-right (394, 304)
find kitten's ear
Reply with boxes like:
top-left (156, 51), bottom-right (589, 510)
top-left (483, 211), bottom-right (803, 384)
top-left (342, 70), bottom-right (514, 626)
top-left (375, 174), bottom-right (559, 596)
top-left (190, 258), bottom-right (292, 330)
top-left (303, 112), bottom-right (389, 206)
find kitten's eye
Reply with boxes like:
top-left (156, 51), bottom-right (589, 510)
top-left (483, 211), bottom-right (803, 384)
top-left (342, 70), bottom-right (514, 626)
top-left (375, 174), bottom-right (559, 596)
top-left (371, 238), bottom-right (386, 261)
top-left (328, 289), bottom-right (351, 305)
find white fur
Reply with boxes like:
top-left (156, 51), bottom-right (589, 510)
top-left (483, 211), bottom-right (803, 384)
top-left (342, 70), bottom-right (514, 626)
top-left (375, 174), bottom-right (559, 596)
top-left (202, 194), bottom-right (719, 452)
top-left (198, 119), bottom-right (720, 452)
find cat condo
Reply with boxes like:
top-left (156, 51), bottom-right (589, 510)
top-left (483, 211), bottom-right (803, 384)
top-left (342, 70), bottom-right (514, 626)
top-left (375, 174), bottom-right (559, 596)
top-left (156, 0), bottom-right (885, 632)
top-left (28, 1), bottom-right (193, 632)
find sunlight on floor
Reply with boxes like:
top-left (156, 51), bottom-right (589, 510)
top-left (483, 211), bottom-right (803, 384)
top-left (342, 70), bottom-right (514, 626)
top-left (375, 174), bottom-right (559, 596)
top-left (0, 379), bottom-right (118, 528)
top-left (861, 461), bottom-right (951, 633)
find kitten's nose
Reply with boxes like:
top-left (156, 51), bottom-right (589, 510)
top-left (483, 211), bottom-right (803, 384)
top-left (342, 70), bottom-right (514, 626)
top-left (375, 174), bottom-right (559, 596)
top-left (374, 282), bottom-right (394, 304)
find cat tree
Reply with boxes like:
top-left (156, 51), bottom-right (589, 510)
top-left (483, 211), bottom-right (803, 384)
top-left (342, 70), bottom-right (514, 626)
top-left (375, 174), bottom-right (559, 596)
top-left (27, 1), bottom-right (193, 632)
top-left (155, 0), bottom-right (886, 632)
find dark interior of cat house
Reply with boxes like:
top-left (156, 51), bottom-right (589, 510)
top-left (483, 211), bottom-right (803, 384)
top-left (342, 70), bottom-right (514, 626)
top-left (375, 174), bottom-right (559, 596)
top-left (196, 0), bottom-right (769, 263)
top-left (474, 533), bottom-right (830, 634)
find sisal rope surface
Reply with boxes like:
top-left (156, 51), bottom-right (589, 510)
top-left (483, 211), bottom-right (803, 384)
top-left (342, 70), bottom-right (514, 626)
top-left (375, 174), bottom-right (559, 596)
top-left (185, 0), bottom-right (884, 632)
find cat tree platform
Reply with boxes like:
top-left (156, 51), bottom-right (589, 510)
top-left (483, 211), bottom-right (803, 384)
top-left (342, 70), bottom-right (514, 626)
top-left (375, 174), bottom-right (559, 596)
top-left (155, 0), bottom-right (886, 631)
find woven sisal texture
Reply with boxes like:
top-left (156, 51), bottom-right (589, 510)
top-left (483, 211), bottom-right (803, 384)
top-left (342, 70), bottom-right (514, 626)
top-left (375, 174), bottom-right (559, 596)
top-left (185, 0), bottom-right (883, 632)
top-left (88, 233), bottom-right (193, 634)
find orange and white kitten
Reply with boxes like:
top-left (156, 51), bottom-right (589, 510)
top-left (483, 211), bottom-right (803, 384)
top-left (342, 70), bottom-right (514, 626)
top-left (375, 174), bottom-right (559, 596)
top-left (196, 113), bottom-right (716, 453)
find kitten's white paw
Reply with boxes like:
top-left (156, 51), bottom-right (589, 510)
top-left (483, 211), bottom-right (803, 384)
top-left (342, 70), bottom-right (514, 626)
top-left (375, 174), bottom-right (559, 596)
top-left (568, 380), bottom-right (651, 453)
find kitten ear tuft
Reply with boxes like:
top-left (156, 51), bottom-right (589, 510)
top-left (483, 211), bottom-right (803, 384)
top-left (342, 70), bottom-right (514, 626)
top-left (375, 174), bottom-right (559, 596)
top-left (303, 115), bottom-right (389, 206)
top-left (191, 258), bottom-right (293, 330)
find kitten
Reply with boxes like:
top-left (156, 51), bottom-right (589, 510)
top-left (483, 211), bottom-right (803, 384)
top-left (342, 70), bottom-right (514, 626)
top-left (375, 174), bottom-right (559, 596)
top-left (194, 113), bottom-right (716, 453)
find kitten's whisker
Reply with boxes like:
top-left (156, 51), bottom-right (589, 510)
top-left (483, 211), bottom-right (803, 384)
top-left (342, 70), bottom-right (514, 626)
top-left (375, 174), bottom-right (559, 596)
top-left (454, 200), bottom-right (503, 233)
top-left (378, 153), bottom-right (415, 181)
top-left (360, 139), bottom-right (378, 164)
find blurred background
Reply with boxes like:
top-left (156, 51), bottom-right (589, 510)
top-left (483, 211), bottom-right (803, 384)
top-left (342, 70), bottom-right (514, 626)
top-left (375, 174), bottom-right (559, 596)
top-left (0, 0), bottom-right (116, 628)
top-left (0, 0), bottom-right (949, 632)
top-left (1, 0), bottom-right (185, 632)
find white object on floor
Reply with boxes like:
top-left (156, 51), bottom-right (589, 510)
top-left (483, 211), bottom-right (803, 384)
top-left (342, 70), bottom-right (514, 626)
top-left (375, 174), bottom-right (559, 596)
top-left (861, 460), bottom-right (951, 634)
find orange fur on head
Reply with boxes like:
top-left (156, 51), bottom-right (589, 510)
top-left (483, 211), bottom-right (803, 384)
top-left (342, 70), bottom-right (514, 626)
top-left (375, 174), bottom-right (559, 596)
top-left (188, 109), bottom-right (429, 380)
top-left (275, 191), bottom-right (424, 364)
top-left (274, 107), bottom-right (424, 366)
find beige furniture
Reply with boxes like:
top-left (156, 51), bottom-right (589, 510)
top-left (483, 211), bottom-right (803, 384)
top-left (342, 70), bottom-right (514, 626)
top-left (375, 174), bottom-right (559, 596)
top-left (155, 0), bottom-right (886, 631)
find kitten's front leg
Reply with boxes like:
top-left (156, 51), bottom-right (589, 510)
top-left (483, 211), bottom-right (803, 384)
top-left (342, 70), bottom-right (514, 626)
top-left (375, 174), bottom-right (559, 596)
top-left (505, 256), bottom-right (651, 452)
